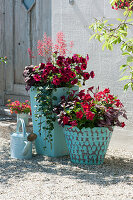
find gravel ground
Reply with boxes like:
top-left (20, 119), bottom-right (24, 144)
top-left (0, 137), bottom-right (133, 200)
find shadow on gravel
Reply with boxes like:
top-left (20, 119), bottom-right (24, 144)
top-left (0, 140), bottom-right (133, 186)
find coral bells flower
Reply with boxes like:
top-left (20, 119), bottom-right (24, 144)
top-left (76, 110), bottom-right (83, 119)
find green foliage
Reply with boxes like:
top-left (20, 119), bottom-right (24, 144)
top-left (89, 8), bottom-right (133, 91)
top-left (0, 56), bottom-right (7, 64)
top-left (35, 86), bottom-right (56, 148)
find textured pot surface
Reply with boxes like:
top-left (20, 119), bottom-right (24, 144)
top-left (30, 86), bottom-right (79, 157)
top-left (64, 126), bottom-right (113, 165)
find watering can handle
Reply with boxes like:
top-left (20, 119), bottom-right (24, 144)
top-left (16, 118), bottom-right (26, 137)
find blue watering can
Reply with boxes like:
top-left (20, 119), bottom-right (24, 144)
top-left (10, 118), bottom-right (32, 160)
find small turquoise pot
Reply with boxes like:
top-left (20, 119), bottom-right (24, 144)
top-left (30, 86), bottom-right (79, 157)
top-left (64, 126), bottom-right (113, 165)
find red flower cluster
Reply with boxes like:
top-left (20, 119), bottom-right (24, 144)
top-left (112, 0), bottom-right (133, 10)
top-left (24, 53), bottom-right (95, 90)
top-left (6, 100), bottom-right (31, 114)
top-left (53, 87), bottom-right (127, 130)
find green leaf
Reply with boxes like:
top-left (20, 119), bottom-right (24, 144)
top-left (122, 52), bottom-right (131, 56)
top-left (89, 34), bottom-right (96, 40)
top-left (119, 76), bottom-right (131, 81)
top-left (127, 56), bottom-right (133, 63)
top-left (120, 64), bottom-right (127, 71)
top-left (117, 18), bottom-right (122, 22)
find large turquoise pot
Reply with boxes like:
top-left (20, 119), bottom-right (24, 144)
top-left (64, 126), bottom-right (113, 165)
top-left (30, 86), bottom-right (79, 157)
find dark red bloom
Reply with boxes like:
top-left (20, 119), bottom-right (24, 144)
top-left (69, 71), bottom-right (76, 78)
top-left (83, 72), bottom-right (90, 80)
top-left (86, 54), bottom-right (89, 62)
top-left (63, 116), bottom-right (69, 125)
top-left (81, 63), bottom-right (87, 70)
top-left (82, 94), bottom-right (92, 101)
top-left (87, 86), bottom-right (94, 93)
top-left (71, 79), bottom-right (78, 85)
top-left (70, 120), bottom-right (78, 127)
top-left (56, 59), bottom-right (63, 67)
top-left (39, 63), bottom-right (45, 69)
top-left (46, 63), bottom-right (53, 70)
top-left (86, 111), bottom-right (95, 120)
top-left (108, 94), bottom-right (114, 100)
top-left (103, 88), bottom-right (110, 94)
top-left (80, 57), bottom-right (86, 63)
top-left (75, 66), bottom-right (81, 73)
top-left (121, 122), bottom-right (125, 128)
top-left (52, 76), bottom-right (61, 85)
top-left (76, 110), bottom-right (83, 119)
top-left (90, 71), bottom-right (95, 78)
top-left (81, 102), bottom-right (91, 112)
top-left (61, 76), bottom-right (70, 83)
top-left (78, 90), bottom-right (85, 99)
top-left (52, 66), bottom-right (59, 73)
top-left (33, 74), bottom-right (41, 81)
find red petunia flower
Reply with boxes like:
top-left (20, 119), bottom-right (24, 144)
top-left (52, 76), bottom-right (61, 85)
top-left (103, 88), bottom-right (110, 94)
top-left (63, 116), bottom-right (69, 125)
top-left (83, 72), bottom-right (90, 80)
top-left (33, 74), bottom-right (41, 81)
top-left (86, 111), bottom-right (95, 120)
top-left (121, 122), bottom-right (125, 128)
top-left (76, 110), bottom-right (83, 119)
top-left (82, 94), bottom-right (92, 101)
top-left (71, 79), bottom-right (78, 85)
top-left (81, 63), bottom-right (87, 70)
top-left (90, 71), bottom-right (95, 78)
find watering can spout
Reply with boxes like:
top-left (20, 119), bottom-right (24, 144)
top-left (23, 141), bottom-right (32, 156)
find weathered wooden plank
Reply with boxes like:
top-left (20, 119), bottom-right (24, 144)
top-left (0, 0), bottom-right (5, 104)
top-left (35, 0), bottom-right (52, 65)
top-left (4, 0), bottom-right (14, 92)
top-left (14, 0), bottom-right (30, 84)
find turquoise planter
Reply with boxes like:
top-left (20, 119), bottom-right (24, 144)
top-left (64, 126), bottom-right (113, 165)
top-left (30, 86), bottom-right (79, 157)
